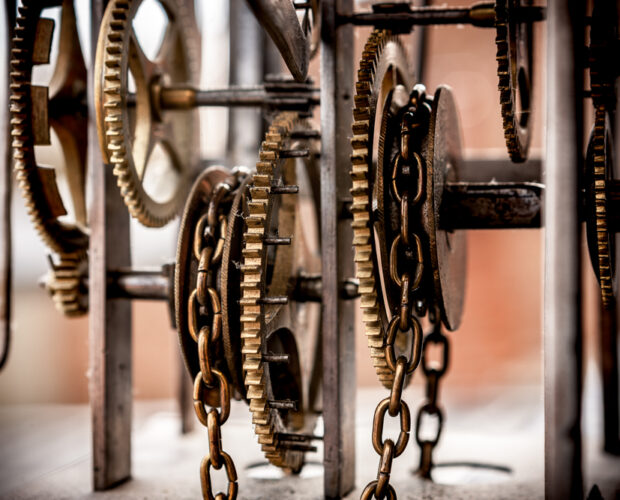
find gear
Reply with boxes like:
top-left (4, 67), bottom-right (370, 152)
top-left (43, 253), bottom-right (88, 317)
top-left (350, 29), bottom-right (413, 388)
top-left (495, 0), bottom-right (533, 163)
top-left (10, 0), bottom-right (89, 256)
top-left (95, 0), bottom-right (201, 227)
top-left (586, 108), bottom-right (616, 308)
top-left (240, 112), bottom-right (321, 471)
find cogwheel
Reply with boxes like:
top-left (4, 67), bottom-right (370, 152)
top-left (44, 253), bottom-right (88, 317)
top-left (10, 0), bottom-right (89, 255)
top-left (495, 0), bottom-right (533, 163)
top-left (95, 0), bottom-right (200, 227)
top-left (586, 108), bottom-right (616, 308)
top-left (241, 112), bottom-right (321, 471)
top-left (350, 30), bottom-right (412, 389)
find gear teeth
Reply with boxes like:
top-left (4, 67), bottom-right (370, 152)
top-left (495, 0), bottom-right (532, 162)
top-left (96, 0), bottom-right (200, 228)
top-left (591, 108), bottom-right (614, 308)
top-left (241, 112), bottom-right (317, 471)
top-left (349, 30), bottom-right (409, 389)
top-left (9, 0), bottom-right (88, 256)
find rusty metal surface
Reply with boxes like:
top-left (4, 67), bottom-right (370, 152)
top-left (441, 182), bottom-right (543, 230)
top-left (423, 85), bottom-right (466, 332)
top-left (88, 0), bottom-right (133, 490)
top-left (320, 0), bottom-right (356, 496)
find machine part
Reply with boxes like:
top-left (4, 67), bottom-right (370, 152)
top-left (422, 85), bottom-right (467, 330)
top-left (245, 0), bottom-right (320, 82)
top-left (95, 0), bottom-right (200, 227)
top-left (586, 108), bottom-right (616, 309)
top-left (175, 166), bottom-right (252, 499)
top-left (10, 0), bottom-right (89, 255)
top-left (588, 0), bottom-right (619, 111)
top-left (43, 253), bottom-right (88, 316)
top-left (240, 112), bottom-right (322, 471)
top-left (350, 29), bottom-right (413, 388)
top-left (495, 0), bottom-right (533, 162)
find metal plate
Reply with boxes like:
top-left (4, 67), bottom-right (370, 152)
top-left (423, 85), bottom-right (467, 331)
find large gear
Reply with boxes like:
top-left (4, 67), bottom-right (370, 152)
top-left (350, 29), bottom-right (413, 388)
top-left (586, 108), bottom-right (616, 308)
top-left (240, 112), bottom-right (321, 471)
top-left (10, 0), bottom-right (89, 256)
top-left (43, 253), bottom-right (88, 317)
top-left (95, 0), bottom-right (201, 227)
top-left (495, 0), bottom-right (533, 163)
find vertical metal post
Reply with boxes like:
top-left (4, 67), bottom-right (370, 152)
top-left (544, 2), bottom-right (585, 498)
top-left (88, 0), bottom-right (133, 490)
top-left (321, 1), bottom-right (356, 497)
top-left (600, 302), bottom-right (620, 454)
top-left (228, 0), bottom-right (263, 167)
top-left (0, 0), bottom-right (15, 372)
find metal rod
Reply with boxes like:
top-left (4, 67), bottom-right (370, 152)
top-left (89, 0), bottom-right (133, 490)
top-left (271, 185), bottom-right (300, 194)
top-left (263, 354), bottom-right (290, 363)
top-left (441, 182), bottom-right (543, 230)
top-left (268, 399), bottom-right (298, 410)
top-left (257, 296), bottom-right (289, 305)
top-left (263, 236), bottom-right (292, 245)
top-left (544, 2), bottom-right (584, 498)
top-left (599, 301), bottom-right (620, 454)
top-left (340, 4), bottom-right (545, 29)
top-left (321, 0), bottom-right (356, 496)
top-left (107, 268), bottom-right (171, 300)
top-left (0, 0), bottom-right (15, 372)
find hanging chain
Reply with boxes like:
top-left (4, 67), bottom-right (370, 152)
top-left (415, 310), bottom-right (450, 479)
top-left (361, 86), bottom-right (430, 500)
top-left (189, 169), bottom-right (247, 500)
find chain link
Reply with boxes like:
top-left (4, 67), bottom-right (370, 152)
top-left (415, 317), bottom-right (450, 479)
top-left (188, 172), bottom-right (246, 500)
top-left (362, 85), bottom-right (431, 499)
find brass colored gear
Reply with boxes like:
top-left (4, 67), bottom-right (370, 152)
top-left (586, 108), bottom-right (616, 308)
top-left (350, 30), bottom-right (412, 389)
top-left (495, 0), bottom-right (533, 163)
top-left (10, 0), bottom-right (89, 256)
top-left (43, 253), bottom-right (88, 317)
top-left (95, 0), bottom-right (200, 227)
top-left (241, 112), bottom-right (321, 471)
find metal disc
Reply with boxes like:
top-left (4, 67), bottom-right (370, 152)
top-left (422, 86), bottom-right (467, 331)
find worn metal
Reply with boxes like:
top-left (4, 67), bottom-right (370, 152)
top-left (544, 2), bottom-right (585, 498)
top-left (107, 268), bottom-right (171, 301)
top-left (495, 0), bottom-right (534, 162)
top-left (88, 0), bottom-right (133, 489)
top-left (441, 182), bottom-right (543, 230)
top-left (240, 113), bottom-right (322, 471)
top-left (599, 302), bottom-right (620, 454)
top-left (95, 0), bottom-right (201, 227)
top-left (244, 0), bottom-right (319, 82)
top-left (0, 0), bottom-right (14, 371)
top-left (342, 3), bottom-right (545, 29)
top-left (320, 0), bottom-right (356, 495)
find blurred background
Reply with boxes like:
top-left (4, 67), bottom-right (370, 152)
top-left (0, 0), bottom-right (603, 416)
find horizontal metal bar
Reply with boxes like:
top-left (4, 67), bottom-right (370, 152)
top-left (441, 182), bottom-right (544, 230)
top-left (106, 266), bottom-right (172, 301)
top-left (340, 3), bottom-right (545, 29)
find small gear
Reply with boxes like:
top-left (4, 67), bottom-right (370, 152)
top-left (350, 29), bottom-right (412, 388)
top-left (95, 0), bottom-right (201, 227)
top-left (10, 0), bottom-right (89, 255)
top-left (240, 112), bottom-right (321, 471)
top-left (586, 108), bottom-right (616, 308)
top-left (43, 253), bottom-right (88, 317)
top-left (495, 0), bottom-right (533, 163)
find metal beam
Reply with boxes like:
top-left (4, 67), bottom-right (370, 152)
top-left (88, 0), bottom-right (133, 490)
top-left (321, 0), bottom-right (356, 497)
top-left (544, 2), bottom-right (585, 498)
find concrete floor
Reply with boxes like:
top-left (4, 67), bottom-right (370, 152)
top-left (0, 383), bottom-right (618, 499)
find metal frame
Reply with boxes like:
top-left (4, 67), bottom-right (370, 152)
top-left (3, 0), bottom-right (618, 498)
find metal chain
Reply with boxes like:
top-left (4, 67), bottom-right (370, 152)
top-left (189, 170), bottom-right (247, 500)
top-left (415, 312), bottom-right (450, 479)
top-left (362, 86), bottom-right (430, 500)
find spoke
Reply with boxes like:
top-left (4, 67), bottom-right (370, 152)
top-left (129, 28), bottom-right (155, 82)
top-left (156, 21), bottom-right (180, 73)
top-left (136, 133), bottom-right (156, 182)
